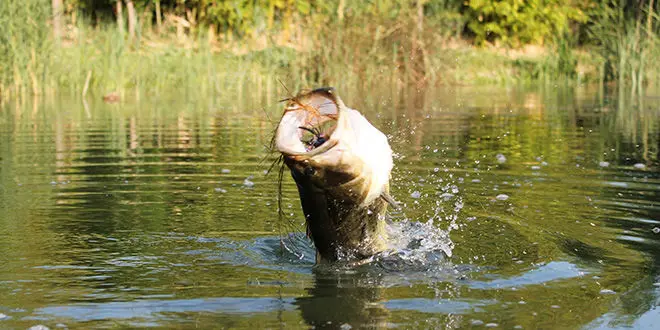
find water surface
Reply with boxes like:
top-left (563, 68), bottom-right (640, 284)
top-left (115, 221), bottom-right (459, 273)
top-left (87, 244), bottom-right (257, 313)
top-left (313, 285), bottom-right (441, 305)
top-left (1, 85), bottom-right (659, 329)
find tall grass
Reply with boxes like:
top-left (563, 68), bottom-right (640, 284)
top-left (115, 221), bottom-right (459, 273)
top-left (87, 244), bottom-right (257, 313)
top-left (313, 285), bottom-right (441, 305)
top-left (51, 23), bottom-right (267, 100)
top-left (0, 0), bottom-right (52, 100)
top-left (0, 0), bottom-right (657, 104)
top-left (0, 0), bottom-right (286, 103)
top-left (588, 0), bottom-right (659, 92)
top-left (1, 13), bottom-right (281, 103)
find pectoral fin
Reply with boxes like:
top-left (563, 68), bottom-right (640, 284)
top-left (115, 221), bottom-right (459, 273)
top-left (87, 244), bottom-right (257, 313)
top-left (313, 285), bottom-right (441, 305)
top-left (380, 192), bottom-right (400, 210)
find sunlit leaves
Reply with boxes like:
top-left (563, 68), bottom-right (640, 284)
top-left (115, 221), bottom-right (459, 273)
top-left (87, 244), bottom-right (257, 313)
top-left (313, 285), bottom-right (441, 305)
top-left (465, 0), bottom-right (587, 46)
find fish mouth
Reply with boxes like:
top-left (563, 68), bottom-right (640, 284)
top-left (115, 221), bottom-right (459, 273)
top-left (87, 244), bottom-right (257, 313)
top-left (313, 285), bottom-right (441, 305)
top-left (275, 87), bottom-right (341, 160)
top-left (274, 87), bottom-right (393, 206)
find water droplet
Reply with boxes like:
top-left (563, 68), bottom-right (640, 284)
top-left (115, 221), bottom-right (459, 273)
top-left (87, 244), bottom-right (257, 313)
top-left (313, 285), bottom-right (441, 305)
top-left (410, 191), bottom-right (422, 199)
top-left (600, 289), bottom-right (616, 295)
top-left (214, 188), bottom-right (227, 193)
top-left (221, 168), bottom-right (231, 174)
top-left (0, 313), bottom-right (7, 320)
top-left (551, 305), bottom-right (561, 309)
top-left (496, 154), bottom-right (506, 164)
top-left (652, 227), bottom-right (660, 234)
top-left (634, 163), bottom-right (646, 169)
top-left (439, 193), bottom-right (454, 201)
top-left (599, 161), bottom-right (610, 167)
top-left (531, 166), bottom-right (541, 170)
top-left (485, 323), bottom-right (499, 328)
top-left (28, 326), bottom-right (50, 330)
top-left (243, 177), bottom-right (255, 187)
top-left (471, 320), bottom-right (484, 326)
top-left (496, 194), bottom-right (509, 201)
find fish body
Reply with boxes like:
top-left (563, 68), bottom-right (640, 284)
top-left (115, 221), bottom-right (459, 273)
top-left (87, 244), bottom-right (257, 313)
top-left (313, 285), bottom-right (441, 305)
top-left (275, 88), bottom-right (394, 262)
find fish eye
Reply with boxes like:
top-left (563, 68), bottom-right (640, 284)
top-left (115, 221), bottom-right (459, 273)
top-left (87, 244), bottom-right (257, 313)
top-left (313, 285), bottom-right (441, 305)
top-left (304, 166), bottom-right (316, 176)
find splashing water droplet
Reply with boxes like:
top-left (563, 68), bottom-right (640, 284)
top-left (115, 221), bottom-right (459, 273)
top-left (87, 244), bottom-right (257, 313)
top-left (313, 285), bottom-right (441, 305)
top-left (496, 194), bottom-right (509, 201)
top-left (438, 193), bottom-right (454, 201)
top-left (243, 176), bottom-right (255, 187)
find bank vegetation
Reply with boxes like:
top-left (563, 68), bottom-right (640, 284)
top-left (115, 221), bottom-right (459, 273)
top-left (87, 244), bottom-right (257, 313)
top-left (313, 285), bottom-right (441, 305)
top-left (0, 0), bottom-right (658, 102)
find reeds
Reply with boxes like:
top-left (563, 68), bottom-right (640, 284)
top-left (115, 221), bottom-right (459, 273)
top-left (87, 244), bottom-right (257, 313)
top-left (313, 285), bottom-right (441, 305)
top-left (0, 0), bottom-right (657, 104)
top-left (0, 0), bottom-right (52, 101)
top-left (588, 0), bottom-right (659, 91)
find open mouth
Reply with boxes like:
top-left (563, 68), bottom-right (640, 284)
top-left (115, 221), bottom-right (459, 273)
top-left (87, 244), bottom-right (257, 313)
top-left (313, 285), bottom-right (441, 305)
top-left (275, 88), bottom-right (342, 158)
top-left (275, 87), bottom-right (395, 206)
top-left (298, 122), bottom-right (334, 152)
top-left (273, 87), bottom-right (397, 262)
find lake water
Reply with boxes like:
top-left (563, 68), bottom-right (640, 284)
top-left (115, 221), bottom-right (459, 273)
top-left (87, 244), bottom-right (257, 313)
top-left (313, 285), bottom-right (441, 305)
top-left (0, 85), bottom-right (658, 329)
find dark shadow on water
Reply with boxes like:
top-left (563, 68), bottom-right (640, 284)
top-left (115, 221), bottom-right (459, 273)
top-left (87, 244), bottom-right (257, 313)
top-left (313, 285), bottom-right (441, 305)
top-left (295, 268), bottom-right (390, 329)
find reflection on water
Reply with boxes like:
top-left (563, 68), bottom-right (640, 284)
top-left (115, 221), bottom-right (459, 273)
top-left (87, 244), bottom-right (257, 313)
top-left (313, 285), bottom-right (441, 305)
top-left (0, 85), bottom-right (659, 329)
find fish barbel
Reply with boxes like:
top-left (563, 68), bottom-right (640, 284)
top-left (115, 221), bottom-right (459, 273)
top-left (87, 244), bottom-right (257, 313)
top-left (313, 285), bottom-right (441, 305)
top-left (275, 87), bottom-right (396, 263)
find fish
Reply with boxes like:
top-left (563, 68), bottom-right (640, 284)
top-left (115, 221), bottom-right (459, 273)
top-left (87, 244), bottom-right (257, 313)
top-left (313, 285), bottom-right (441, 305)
top-left (274, 87), bottom-right (397, 263)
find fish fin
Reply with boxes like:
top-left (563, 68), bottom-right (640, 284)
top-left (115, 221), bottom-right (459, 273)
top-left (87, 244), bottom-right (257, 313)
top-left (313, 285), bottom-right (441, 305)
top-left (380, 192), bottom-right (401, 210)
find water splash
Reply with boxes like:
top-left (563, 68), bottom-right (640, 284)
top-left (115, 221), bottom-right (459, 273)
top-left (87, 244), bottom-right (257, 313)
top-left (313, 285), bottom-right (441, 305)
top-left (383, 219), bottom-right (454, 263)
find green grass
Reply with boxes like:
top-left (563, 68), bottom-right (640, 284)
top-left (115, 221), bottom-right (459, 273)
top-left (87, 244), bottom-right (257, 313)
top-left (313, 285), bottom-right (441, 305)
top-left (0, 0), bottom-right (657, 103)
top-left (0, 0), bottom-right (52, 98)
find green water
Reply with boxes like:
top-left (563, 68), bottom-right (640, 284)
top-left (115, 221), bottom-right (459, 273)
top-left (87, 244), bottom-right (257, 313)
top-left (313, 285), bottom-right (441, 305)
top-left (0, 85), bottom-right (659, 329)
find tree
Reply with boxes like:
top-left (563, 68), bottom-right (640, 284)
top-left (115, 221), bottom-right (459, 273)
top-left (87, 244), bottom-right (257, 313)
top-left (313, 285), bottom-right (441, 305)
top-left (52, 0), bottom-right (63, 41)
top-left (465, 0), bottom-right (586, 46)
top-left (125, 0), bottom-right (137, 42)
top-left (116, 0), bottom-right (124, 36)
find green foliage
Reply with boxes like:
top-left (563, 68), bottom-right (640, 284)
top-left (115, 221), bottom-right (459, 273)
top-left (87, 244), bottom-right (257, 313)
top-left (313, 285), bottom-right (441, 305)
top-left (466, 0), bottom-right (587, 45)
top-left (1, 0), bottom-right (658, 101)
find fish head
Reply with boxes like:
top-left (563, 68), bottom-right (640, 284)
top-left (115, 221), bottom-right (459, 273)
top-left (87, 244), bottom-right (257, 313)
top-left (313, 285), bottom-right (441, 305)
top-left (275, 88), bottom-right (392, 205)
